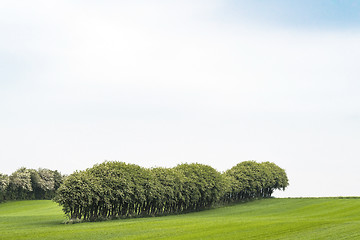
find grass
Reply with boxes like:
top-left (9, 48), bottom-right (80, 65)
top-left (1, 198), bottom-right (360, 239)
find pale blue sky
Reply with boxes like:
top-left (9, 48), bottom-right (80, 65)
top-left (226, 0), bottom-right (360, 28)
top-left (1, 1), bottom-right (360, 197)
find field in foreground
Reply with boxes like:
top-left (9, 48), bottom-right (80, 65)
top-left (1, 198), bottom-right (360, 240)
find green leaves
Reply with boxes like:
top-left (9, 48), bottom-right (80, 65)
top-left (224, 161), bottom-right (289, 201)
top-left (0, 168), bottom-right (64, 201)
top-left (0, 174), bottom-right (9, 192)
top-left (54, 161), bottom-right (289, 221)
top-left (9, 168), bottom-right (33, 192)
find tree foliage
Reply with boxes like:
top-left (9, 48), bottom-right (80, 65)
top-left (0, 173), bottom-right (9, 201)
top-left (223, 161), bottom-right (289, 202)
top-left (0, 168), bottom-right (64, 202)
top-left (54, 161), bottom-right (289, 221)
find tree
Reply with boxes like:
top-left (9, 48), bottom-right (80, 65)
top-left (30, 168), bottom-right (56, 199)
top-left (0, 173), bottom-right (9, 202)
top-left (8, 168), bottom-right (33, 200)
top-left (174, 163), bottom-right (223, 211)
top-left (261, 162), bottom-right (289, 194)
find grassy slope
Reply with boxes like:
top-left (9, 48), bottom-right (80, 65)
top-left (0, 198), bottom-right (360, 240)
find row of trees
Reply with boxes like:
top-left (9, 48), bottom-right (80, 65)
top-left (54, 161), bottom-right (288, 221)
top-left (0, 168), bottom-right (63, 202)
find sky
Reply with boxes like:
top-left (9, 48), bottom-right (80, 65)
top-left (1, 0), bottom-right (360, 197)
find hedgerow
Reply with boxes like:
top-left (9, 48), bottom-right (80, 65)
top-left (0, 168), bottom-right (64, 202)
top-left (54, 161), bottom-right (288, 221)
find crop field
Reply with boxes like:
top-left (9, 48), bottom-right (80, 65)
top-left (1, 198), bottom-right (360, 240)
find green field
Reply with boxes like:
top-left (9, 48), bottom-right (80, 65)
top-left (1, 198), bottom-right (360, 239)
